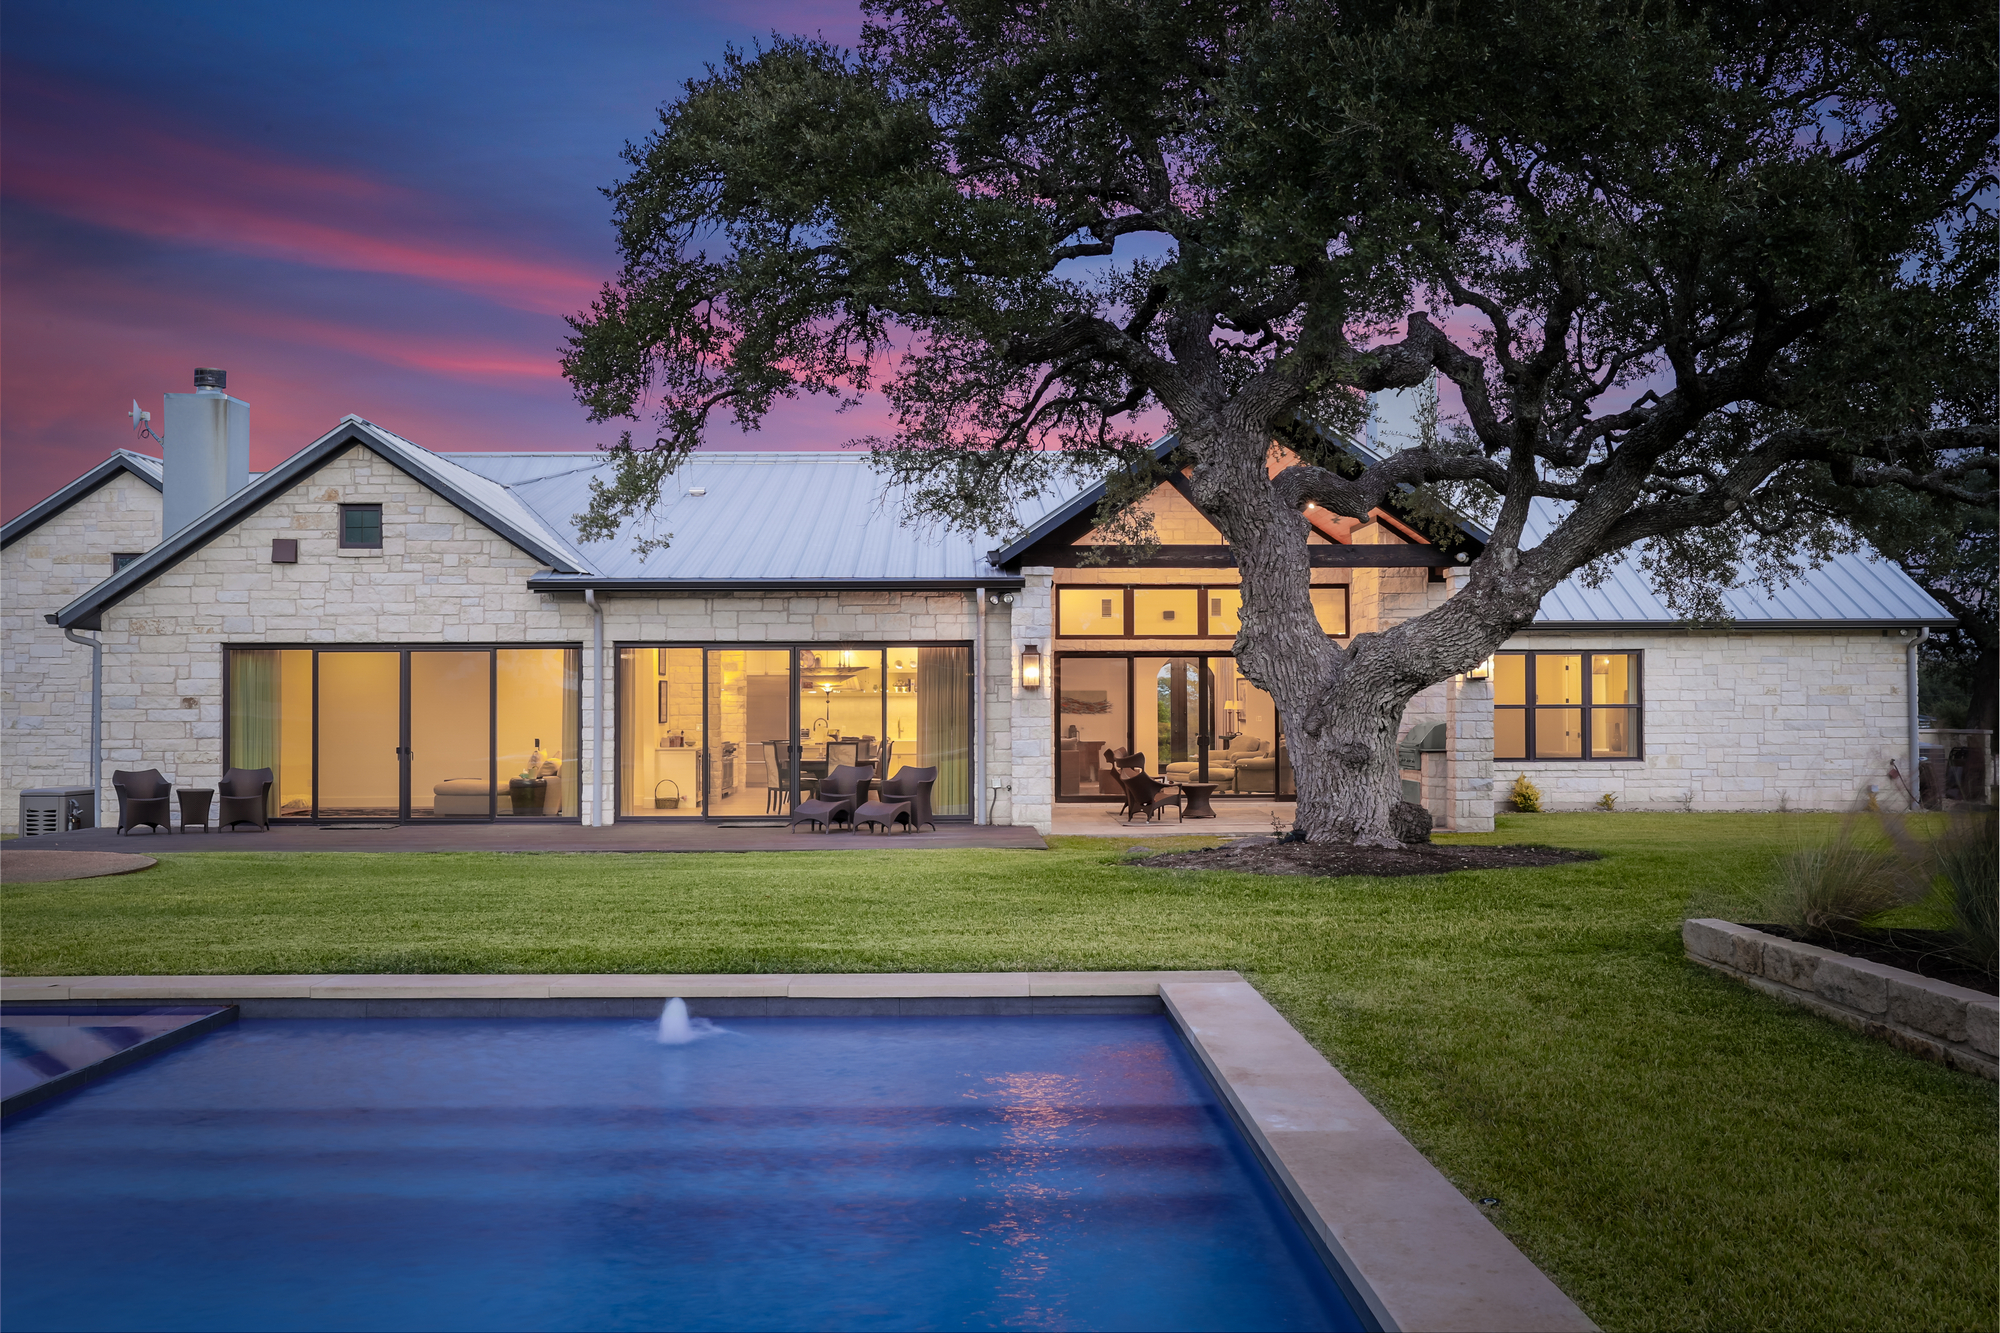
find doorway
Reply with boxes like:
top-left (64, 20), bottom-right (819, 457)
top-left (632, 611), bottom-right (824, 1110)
top-left (1053, 653), bottom-right (1292, 800)
top-left (225, 646), bottom-right (582, 822)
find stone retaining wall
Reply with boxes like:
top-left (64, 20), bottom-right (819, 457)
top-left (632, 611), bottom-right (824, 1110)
top-left (1684, 918), bottom-right (1997, 1079)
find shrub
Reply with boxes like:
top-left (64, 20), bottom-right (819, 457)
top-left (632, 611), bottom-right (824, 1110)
top-left (1596, 793), bottom-right (1618, 812)
top-left (1511, 774), bottom-right (1543, 813)
top-left (1930, 814), bottom-right (1997, 974)
top-left (1759, 821), bottom-right (1907, 934)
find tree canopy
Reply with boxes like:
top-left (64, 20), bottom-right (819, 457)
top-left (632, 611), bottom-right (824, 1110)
top-left (562, 0), bottom-right (1997, 840)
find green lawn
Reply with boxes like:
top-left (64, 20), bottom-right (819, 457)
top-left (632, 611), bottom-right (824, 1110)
top-left (4, 813), bottom-right (1993, 1331)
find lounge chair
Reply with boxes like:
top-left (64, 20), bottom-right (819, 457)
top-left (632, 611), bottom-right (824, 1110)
top-left (1117, 769), bottom-right (1184, 823)
top-left (856, 765), bottom-right (938, 834)
top-left (112, 768), bottom-right (172, 835)
top-left (789, 764), bottom-right (874, 833)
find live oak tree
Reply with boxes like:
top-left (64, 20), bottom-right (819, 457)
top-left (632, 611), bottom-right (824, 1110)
top-left (563, 0), bottom-right (1997, 844)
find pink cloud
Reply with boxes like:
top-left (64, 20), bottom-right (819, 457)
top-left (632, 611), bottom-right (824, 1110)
top-left (3, 71), bottom-right (602, 317)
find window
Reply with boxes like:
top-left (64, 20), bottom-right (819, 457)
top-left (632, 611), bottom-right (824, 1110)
top-left (339, 504), bottom-right (383, 549)
top-left (1493, 651), bottom-right (1641, 760)
top-left (111, 552), bottom-right (143, 571)
top-left (1056, 584), bottom-right (1349, 638)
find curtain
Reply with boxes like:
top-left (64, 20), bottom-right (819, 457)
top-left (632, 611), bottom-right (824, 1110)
top-left (228, 650), bottom-right (279, 814)
top-left (562, 648), bottom-right (582, 816)
top-left (917, 647), bottom-right (970, 815)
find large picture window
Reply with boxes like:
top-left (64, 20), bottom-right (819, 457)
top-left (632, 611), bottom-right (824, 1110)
top-left (1057, 584), bottom-right (1348, 638)
top-left (1493, 651), bottom-right (1641, 760)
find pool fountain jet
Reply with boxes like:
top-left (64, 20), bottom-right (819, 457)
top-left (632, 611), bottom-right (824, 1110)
top-left (655, 997), bottom-right (725, 1045)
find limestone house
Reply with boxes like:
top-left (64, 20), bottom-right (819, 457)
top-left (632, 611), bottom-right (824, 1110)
top-left (2, 374), bottom-right (1953, 835)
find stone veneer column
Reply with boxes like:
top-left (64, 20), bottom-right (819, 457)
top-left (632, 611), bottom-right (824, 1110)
top-left (1445, 674), bottom-right (1495, 831)
top-left (1009, 569), bottom-right (1055, 831)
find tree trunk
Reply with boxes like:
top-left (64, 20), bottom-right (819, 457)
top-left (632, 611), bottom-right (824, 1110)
top-left (1185, 417), bottom-right (1541, 846)
top-left (1284, 670), bottom-right (1414, 848)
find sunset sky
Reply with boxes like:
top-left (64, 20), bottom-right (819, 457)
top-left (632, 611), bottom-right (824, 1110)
top-left (0, 0), bottom-right (885, 521)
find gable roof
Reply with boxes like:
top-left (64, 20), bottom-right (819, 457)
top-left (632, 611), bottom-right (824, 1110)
top-left (52, 419), bottom-right (590, 630)
top-left (984, 424), bottom-right (1949, 629)
top-left (1, 450), bottom-right (162, 550)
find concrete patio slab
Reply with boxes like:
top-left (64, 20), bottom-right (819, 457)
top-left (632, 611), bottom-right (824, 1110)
top-left (1, 850), bottom-right (157, 883)
top-left (11, 822), bottom-right (1046, 855)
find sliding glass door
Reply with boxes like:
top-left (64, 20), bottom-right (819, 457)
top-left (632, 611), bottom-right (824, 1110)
top-left (614, 644), bottom-right (974, 819)
top-left (1054, 653), bottom-right (1291, 800)
top-left (226, 646), bottom-right (580, 821)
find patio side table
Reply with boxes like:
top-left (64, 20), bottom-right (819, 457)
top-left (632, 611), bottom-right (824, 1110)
top-left (1180, 782), bottom-right (1220, 819)
top-left (178, 788), bottom-right (215, 834)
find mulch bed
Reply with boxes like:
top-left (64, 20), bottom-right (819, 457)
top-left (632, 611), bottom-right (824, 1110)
top-left (1134, 839), bottom-right (1600, 879)
top-left (1742, 923), bottom-right (1997, 996)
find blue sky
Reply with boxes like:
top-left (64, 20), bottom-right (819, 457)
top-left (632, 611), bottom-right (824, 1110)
top-left (1, 0), bottom-right (877, 519)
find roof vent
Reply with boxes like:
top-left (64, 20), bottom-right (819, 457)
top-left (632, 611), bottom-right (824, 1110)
top-left (687, 487), bottom-right (707, 497)
top-left (193, 367), bottom-right (227, 393)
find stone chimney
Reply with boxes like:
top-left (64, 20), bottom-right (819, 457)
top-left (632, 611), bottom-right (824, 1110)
top-left (162, 367), bottom-right (249, 536)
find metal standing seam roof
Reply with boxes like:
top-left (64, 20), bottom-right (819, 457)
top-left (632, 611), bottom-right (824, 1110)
top-left (30, 417), bottom-right (1952, 625)
top-left (450, 450), bottom-right (1016, 584)
top-left (1521, 499), bottom-right (1952, 626)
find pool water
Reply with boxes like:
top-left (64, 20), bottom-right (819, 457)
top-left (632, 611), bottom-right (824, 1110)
top-left (2, 1015), bottom-right (1359, 1332)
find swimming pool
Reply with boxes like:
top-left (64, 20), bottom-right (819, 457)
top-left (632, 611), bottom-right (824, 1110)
top-left (2, 1014), bottom-right (1361, 1332)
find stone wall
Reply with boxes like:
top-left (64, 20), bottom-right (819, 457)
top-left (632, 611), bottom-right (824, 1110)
top-left (1497, 630), bottom-right (1908, 812)
top-left (2, 471), bottom-right (162, 832)
top-left (1684, 919), bottom-right (1996, 1079)
top-left (43, 443), bottom-right (1016, 829)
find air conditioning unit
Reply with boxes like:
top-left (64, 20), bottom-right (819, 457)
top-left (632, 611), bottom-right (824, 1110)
top-left (20, 787), bottom-right (96, 835)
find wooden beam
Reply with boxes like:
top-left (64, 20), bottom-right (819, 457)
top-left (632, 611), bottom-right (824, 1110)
top-left (1047, 545), bottom-right (1453, 568)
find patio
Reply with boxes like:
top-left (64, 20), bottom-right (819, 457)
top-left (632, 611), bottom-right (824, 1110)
top-left (8, 821), bottom-right (1046, 856)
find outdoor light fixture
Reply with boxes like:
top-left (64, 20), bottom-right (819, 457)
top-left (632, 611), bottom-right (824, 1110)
top-left (1467, 656), bottom-right (1494, 680)
top-left (1020, 645), bottom-right (1044, 690)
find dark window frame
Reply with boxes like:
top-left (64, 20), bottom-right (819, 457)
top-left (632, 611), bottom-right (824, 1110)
top-left (111, 552), bottom-right (144, 571)
top-left (1055, 582), bottom-right (1350, 639)
top-left (1492, 649), bottom-right (1644, 762)
top-left (338, 503), bottom-right (384, 549)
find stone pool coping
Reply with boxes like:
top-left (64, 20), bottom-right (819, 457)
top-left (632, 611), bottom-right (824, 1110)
top-left (0, 970), bottom-right (1595, 1333)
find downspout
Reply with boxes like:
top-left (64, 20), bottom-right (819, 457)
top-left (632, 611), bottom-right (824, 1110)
top-left (973, 588), bottom-right (986, 824)
top-left (1907, 627), bottom-right (1929, 811)
top-left (63, 628), bottom-right (103, 806)
top-left (586, 590), bottom-right (605, 826)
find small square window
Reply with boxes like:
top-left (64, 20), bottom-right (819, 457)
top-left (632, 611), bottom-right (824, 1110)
top-left (111, 552), bottom-right (143, 572)
top-left (339, 504), bottom-right (383, 549)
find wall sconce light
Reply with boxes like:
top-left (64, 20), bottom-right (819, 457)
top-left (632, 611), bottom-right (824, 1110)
top-left (1020, 645), bottom-right (1044, 690)
top-left (1466, 656), bottom-right (1493, 681)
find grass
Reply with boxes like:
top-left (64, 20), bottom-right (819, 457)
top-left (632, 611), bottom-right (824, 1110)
top-left (4, 812), bottom-right (1994, 1331)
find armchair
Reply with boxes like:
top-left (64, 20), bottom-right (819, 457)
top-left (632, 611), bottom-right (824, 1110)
top-left (789, 764), bottom-right (874, 833)
top-left (112, 768), bottom-right (172, 835)
top-left (856, 765), bottom-right (938, 834)
top-left (218, 768), bottom-right (274, 831)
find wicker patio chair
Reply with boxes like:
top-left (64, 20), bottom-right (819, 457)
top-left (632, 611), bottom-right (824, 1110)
top-left (217, 767), bottom-right (274, 831)
top-left (112, 768), bottom-right (172, 835)
top-left (789, 764), bottom-right (874, 833)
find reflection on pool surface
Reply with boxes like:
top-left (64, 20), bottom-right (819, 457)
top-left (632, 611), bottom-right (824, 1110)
top-left (2, 1015), bottom-right (1359, 1332)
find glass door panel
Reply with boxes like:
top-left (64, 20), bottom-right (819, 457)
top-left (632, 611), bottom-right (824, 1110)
top-left (712, 649), bottom-right (793, 817)
top-left (1136, 656), bottom-right (1205, 784)
top-left (889, 645), bottom-right (970, 815)
top-left (619, 648), bottom-right (704, 817)
top-left (1216, 658), bottom-right (1291, 796)
top-left (227, 649), bottom-right (315, 820)
top-left (497, 648), bottom-right (580, 817)
top-left (796, 648), bottom-right (880, 803)
top-left (1053, 656), bottom-right (1128, 797)
top-left (408, 652), bottom-right (493, 818)
top-left (316, 652), bottom-right (401, 818)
